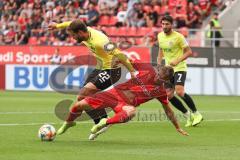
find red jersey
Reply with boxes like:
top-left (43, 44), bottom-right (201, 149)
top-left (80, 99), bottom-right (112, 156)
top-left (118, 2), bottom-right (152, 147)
top-left (115, 62), bottom-right (168, 106)
top-left (85, 61), bottom-right (169, 112)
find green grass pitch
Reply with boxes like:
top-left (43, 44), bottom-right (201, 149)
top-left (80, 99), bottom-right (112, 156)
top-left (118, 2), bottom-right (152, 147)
top-left (0, 91), bottom-right (240, 160)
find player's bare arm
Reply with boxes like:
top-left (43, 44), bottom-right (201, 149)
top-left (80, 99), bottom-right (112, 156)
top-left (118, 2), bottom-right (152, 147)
top-left (170, 46), bottom-right (193, 66)
top-left (157, 48), bottom-right (163, 65)
top-left (162, 103), bottom-right (189, 136)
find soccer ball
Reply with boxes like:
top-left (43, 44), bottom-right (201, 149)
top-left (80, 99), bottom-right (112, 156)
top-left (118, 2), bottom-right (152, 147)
top-left (38, 124), bottom-right (56, 141)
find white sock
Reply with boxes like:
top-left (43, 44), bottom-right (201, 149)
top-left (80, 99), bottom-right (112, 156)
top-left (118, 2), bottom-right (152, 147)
top-left (183, 110), bottom-right (191, 119)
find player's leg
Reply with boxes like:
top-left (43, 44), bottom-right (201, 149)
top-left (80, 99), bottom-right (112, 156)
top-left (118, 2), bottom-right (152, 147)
top-left (174, 71), bottom-right (203, 126)
top-left (78, 69), bottom-right (108, 124)
top-left (79, 68), bottom-right (121, 124)
top-left (91, 105), bottom-right (136, 134)
top-left (57, 99), bottom-right (91, 135)
top-left (77, 82), bottom-right (108, 124)
top-left (167, 88), bottom-right (189, 115)
top-left (167, 87), bottom-right (193, 127)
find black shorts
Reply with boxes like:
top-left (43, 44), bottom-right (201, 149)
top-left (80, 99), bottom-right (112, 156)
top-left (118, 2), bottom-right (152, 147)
top-left (173, 71), bottom-right (187, 86)
top-left (165, 71), bottom-right (187, 89)
top-left (84, 67), bottom-right (121, 90)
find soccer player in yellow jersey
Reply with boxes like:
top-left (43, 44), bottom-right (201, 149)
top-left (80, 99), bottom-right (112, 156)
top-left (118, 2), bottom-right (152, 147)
top-left (157, 15), bottom-right (203, 127)
top-left (48, 20), bottom-right (136, 139)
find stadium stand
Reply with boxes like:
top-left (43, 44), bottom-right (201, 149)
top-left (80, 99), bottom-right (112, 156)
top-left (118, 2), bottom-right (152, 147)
top-left (0, 0), bottom-right (226, 46)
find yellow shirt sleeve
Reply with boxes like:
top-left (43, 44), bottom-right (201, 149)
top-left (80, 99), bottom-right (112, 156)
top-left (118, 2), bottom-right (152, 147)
top-left (112, 48), bottom-right (135, 72)
top-left (178, 35), bottom-right (189, 49)
top-left (56, 21), bottom-right (72, 29)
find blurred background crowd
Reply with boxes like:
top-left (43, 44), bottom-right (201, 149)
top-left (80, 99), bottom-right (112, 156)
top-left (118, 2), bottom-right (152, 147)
top-left (0, 0), bottom-right (226, 46)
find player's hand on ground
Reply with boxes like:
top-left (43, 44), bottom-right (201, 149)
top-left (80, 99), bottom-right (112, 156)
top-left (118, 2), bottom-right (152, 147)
top-left (170, 59), bottom-right (179, 66)
top-left (48, 22), bottom-right (58, 31)
top-left (177, 128), bottom-right (189, 136)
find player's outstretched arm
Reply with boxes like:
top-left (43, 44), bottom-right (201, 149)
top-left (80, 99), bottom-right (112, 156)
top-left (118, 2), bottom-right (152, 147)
top-left (162, 103), bottom-right (189, 136)
top-left (48, 21), bottom-right (72, 31)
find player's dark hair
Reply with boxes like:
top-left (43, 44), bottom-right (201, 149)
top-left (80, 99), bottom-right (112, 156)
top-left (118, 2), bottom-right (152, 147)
top-left (161, 15), bottom-right (173, 24)
top-left (68, 20), bottom-right (88, 33)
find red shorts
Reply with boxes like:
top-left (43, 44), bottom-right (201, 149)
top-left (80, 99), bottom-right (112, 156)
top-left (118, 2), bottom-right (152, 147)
top-left (84, 88), bottom-right (129, 113)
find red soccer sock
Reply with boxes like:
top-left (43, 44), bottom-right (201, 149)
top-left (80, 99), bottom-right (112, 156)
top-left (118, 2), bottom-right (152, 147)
top-left (66, 104), bottom-right (82, 122)
top-left (106, 110), bottom-right (129, 125)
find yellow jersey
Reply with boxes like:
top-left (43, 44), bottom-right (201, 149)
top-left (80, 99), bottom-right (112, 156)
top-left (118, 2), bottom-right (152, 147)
top-left (157, 31), bottom-right (189, 72)
top-left (56, 22), bottom-right (129, 70)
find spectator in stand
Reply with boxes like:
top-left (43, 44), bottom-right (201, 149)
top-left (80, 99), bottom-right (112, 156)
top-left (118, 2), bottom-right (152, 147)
top-left (86, 3), bottom-right (99, 26)
top-left (175, 5), bottom-right (187, 29)
top-left (98, 0), bottom-right (118, 15)
top-left (46, 0), bottom-right (55, 10)
top-left (27, 17), bottom-right (41, 37)
top-left (18, 12), bottom-right (28, 31)
top-left (55, 29), bottom-right (68, 42)
top-left (127, 2), bottom-right (145, 27)
top-left (208, 12), bottom-right (223, 47)
top-left (145, 5), bottom-right (158, 27)
top-left (15, 30), bottom-right (29, 45)
top-left (0, 0), bottom-right (227, 46)
top-left (8, 14), bottom-right (19, 31)
top-left (195, 0), bottom-right (211, 18)
top-left (64, 36), bottom-right (75, 46)
top-left (4, 25), bottom-right (16, 44)
top-left (116, 3), bottom-right (128, 27)
top-left (6, 0), bottom-right (17, 15)
top-left (187, 2), bottom-right (201, 29)
top-left (0, 14), bottom-right (9, 33)
top-left (20, 2), bottom-right (33, 18)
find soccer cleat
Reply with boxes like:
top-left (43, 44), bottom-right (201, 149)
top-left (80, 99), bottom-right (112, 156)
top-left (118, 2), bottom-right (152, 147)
top-left (88, 125), bottom-right (110, 140)
top-left (185, 113), bottom-right (194, 127)
top-left (91, 118), bottom-right (107, 134)
top-left (56, 121), bottom-right (76, 135)
top-left (192, 112), bottom-right (203, 126)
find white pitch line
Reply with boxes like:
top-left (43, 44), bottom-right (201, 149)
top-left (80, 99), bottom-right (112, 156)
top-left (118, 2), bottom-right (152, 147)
top-left (1, 119), bottom-right (240, 126)
top-left (1, 111), bottom-right (240, 115)
top-left (0, 111), bottom-right (53, 114)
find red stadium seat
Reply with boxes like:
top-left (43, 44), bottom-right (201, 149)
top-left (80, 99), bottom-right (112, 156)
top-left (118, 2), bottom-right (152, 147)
top-left (40, 36), bottom-right (47, 42)
top-left (109, 16), bottom-right (118, 26)
top-left (160, 5), bottom-right (169, 15)
top-left (135, 38), bottom-right (143, 45)
top-left (108, 26), bottom-right (118, 36)
top-left (126, 27), bottom-right (137, 37)
top-left (110, 37), bottom-right (118, 42)
top-left (143, 5), bottom-right (152, 13)
top-left (137, 27), bottom-right (152, 36)
top-left (153, 5), bottom-right (161, 15)
top-left (115, 27), bottom-right (127, 36)
top-left (98, 16), bottom-right (110, 26)
top-left (28, 37), bottom-right (38, 45)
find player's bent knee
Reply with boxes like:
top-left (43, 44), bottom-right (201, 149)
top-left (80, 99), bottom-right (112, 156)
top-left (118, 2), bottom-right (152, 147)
top-left (77, 95), bottom-right (85, 101)
top-left (74, 100), bottom-right (90, 111)
top-left (176, 90), bottom-right (185, 97)
top-left (175, 87), bottom-right (185, 97)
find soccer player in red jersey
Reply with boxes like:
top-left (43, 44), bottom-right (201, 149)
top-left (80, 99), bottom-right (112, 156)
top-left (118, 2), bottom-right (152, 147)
top-left (57, 61), bottom-right (189, 139)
